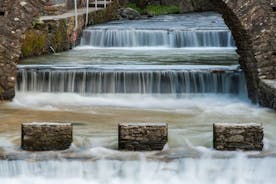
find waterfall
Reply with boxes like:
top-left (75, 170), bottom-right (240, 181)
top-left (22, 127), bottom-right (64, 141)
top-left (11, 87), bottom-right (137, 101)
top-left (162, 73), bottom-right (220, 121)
top-left (16, 66), bottom-right (247, 96)
top-left (80, 29), bottom-right (235, 48)
top-left (0, 157), bottom-right (275, 183)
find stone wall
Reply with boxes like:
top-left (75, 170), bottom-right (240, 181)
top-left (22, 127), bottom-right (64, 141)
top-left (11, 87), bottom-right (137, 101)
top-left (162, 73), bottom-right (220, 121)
top-left (0, 0), bottom-right (7, 14)
top-left (0, 0), bottom-right (45, 100)
top-left (21, 1), bottom-right (119, 57)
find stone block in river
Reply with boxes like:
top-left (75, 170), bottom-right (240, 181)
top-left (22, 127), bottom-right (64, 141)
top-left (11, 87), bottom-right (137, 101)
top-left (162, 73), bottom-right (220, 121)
top-left (213, 123), bottom-right (263, 151)
top-left (118, 123), bottom-right (168, 151)
top-left (21, 122), bottom-right (73, 151)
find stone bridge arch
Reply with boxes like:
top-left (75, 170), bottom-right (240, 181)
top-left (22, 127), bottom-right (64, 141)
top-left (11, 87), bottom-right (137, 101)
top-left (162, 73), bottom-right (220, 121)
top-left (0, 0), bottom-right (275, 109)
top-left (212, 0), bottom-right (275, 108)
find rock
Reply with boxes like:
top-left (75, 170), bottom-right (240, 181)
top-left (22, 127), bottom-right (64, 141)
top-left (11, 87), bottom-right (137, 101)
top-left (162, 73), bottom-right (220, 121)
top-left (118, 123), bottom-right (168, 151)
top-left (21, 122), bottom-right (73, 151)
top-left (43, 4), bottom-right (67, 15)
top-left (118, 8), bottom-right (141, 20)
top-left (213, 123), bottom-right (264, 151)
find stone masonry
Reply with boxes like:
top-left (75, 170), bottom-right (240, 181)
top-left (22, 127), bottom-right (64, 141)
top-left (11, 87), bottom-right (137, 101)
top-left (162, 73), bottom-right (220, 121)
top-left (21, 122), bottom-right (73, 151)
top-left (119, 123), bottom-right (168, 151)
top-left (213, 123), bottom-right (264, 151)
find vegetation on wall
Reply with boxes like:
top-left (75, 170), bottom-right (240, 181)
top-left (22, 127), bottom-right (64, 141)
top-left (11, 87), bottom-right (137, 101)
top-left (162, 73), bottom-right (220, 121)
top-left (21, 30), bottom-right (48, 57)
top-left (126, 3), bottom-right (144, 14)
top-left (145, 5), bottom-right (180, 15)
top-left (126, 3), bottom-right (180, 15)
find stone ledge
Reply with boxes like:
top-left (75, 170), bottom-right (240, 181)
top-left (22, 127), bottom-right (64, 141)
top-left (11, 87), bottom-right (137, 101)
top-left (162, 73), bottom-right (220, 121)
top-left (21, 122), bottom-right (73, 151)
top-left (118, 123), bottom-right (168, 151)
top-left (213, 123), bottom-right (264, 151)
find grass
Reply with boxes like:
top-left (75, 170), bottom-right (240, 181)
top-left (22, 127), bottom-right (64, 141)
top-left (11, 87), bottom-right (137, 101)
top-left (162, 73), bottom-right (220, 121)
top-left (126, 3), bottom-right (180, 16)
top-left (126, 3), bottom-right (144, 14)
top-left (145, 5), bottom-right (180, 16)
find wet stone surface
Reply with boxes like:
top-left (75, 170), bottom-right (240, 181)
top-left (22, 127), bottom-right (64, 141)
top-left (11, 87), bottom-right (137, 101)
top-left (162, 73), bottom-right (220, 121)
top-left (21, 122), bottom-right (73, 151)
top-left (213, 123), bottom-right (264, 151)
top-left (119, 123), bottom-right (168, 151)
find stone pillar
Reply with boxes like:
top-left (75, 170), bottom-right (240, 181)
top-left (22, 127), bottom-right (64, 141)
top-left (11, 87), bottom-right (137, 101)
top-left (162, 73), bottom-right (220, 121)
top-left (21, 122), bottom-right (73, 151)
top-left (118, 123), bottom-right (168, 151)
top-left (213, 123), bottom-right (263, 151)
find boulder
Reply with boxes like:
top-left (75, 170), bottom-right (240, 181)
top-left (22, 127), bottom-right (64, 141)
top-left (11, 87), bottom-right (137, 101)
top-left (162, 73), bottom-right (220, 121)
top-left (118, 8), bottom-right (141, 20)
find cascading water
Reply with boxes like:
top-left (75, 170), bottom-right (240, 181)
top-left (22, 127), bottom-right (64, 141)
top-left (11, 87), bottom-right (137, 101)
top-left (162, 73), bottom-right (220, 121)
top-left (81, 29), bottom-right (234, 48)
top-left (16, 65), bottom-right (247, 95)
top-left (1, 12), bottom-right (276, 184)
top-left (80, 13), bottom-right (235, 48)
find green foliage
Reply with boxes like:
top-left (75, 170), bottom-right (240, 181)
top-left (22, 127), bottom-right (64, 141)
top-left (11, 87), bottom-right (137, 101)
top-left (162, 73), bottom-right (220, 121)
top-left (125, 3), bottom-right (180, 16)
top-left (22, 30), bottom-right (48, 57)
top-left (126, 3), bottom-right (144, 14)
top-left (145, 5), bottom-right (180, 16)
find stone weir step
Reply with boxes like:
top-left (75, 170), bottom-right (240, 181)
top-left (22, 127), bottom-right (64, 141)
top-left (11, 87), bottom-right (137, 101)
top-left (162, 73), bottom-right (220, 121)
top-left (16, 65), bottom-right (246, 95)
top-left (20, 122), bottom-right (264, 152)
top-left (21, 122), bottom-right (73, 151)
top-left (17, 64), bottom-right (241, 72)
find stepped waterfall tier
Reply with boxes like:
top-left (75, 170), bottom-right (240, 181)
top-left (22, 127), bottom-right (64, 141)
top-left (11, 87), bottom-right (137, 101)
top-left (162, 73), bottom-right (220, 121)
top-left (81, 29), bottom-right (234, 48)
top-left (0, 12), bottom-right (275, 184)
top-left (16, 65), bottom-right (247, 95)
top-left (81, 13), bottom-right (235, 48)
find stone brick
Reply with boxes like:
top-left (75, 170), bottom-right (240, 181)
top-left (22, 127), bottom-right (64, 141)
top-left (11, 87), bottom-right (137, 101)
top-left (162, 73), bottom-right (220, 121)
top-left (21, 122), bottom-right (73, 151)
top-left (118, 123), bottom-right (168, 151)
top-left (213, 123), bottom-right (263, 151)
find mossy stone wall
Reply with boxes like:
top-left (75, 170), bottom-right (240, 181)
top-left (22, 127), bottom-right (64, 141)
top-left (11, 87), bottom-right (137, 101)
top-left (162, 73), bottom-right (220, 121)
top-left (21, 1), bottom-right (120, 58)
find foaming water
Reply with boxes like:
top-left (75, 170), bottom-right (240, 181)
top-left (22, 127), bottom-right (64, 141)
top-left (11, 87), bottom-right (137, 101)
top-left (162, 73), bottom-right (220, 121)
top-left (9, 93), bottom-right (251, 111)
top-left (0, 156), bottom-right (276, 184)
top-left (4, 92), bottom-right (275, 154)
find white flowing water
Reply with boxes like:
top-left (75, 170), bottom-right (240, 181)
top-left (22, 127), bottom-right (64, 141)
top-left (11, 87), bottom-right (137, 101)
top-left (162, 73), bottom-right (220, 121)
top-left (0, 12), bottom-right (275, 183)
top-left (16, 65), bottom-right (247, 95)
top-left (81, 12), bottom-right (235, 48)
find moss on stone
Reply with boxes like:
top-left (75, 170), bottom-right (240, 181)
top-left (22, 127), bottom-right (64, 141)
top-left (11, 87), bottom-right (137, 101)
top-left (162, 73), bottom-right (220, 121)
top-left (145, 5), bottom-right (180, 16)
top-left (21, 30), bottom-right (48, 57)
top-left (124, 2), bottom-right (180, 16)
top-left (50, 19), bottom-right (69, 52)
top-left (126, 3), bottom-right (144, 14)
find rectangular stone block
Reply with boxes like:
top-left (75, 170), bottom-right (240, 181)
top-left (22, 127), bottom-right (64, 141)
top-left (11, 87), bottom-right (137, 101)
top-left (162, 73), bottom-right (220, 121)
top-left (213, 123), bottom-right (263, 151)
top-left (21, 122), bottom-right (73, 151)
top-left (118, 123), bottom-right (168, 151)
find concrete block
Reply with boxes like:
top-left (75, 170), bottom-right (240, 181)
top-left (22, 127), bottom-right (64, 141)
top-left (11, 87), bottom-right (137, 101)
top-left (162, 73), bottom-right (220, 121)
top-left (21, 122), bottom-right (72, 151)
top-left (213, 123), bottom-right (263, 151)
top-left (118, 123), bottom-right (168, 151)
